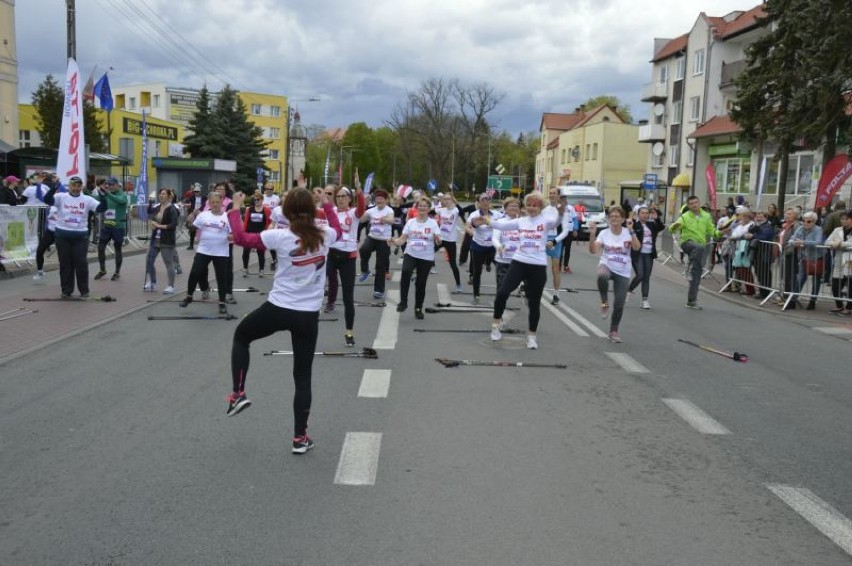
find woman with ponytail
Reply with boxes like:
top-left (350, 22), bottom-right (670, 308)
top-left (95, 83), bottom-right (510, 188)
top-left (224, 188), bottom-right (342, 455)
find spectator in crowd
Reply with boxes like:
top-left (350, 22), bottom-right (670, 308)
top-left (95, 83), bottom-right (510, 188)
top-left (778, 207), bottom-right (802, 309)
top-left (729, 208), bottom-right (756, 296)
top-left (1, 175), bottom-right (21, 205)
top-left (725, 197), bottom-right (736, 218)
top-left (790, 211), bottom-right (827, 310)
top-left (145, 188), bottom-right (179, 294)
top-left (747, 210), bottom-right (777, 299)
top-left (825, 211), bottom-right (852, 315)
top-left (766, 203), bottom-right (783, 230)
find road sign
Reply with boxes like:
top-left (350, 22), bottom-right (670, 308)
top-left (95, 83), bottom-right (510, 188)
top-left (487, 175), bottom-right (512, 191)
top-left (495, 164), bottom-right (506, 175)
top-left (642, 173), bottom-right (658, 190)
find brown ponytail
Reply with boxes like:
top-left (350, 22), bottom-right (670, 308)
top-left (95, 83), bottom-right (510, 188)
top-left (283, 188), bottom-right (324, 253)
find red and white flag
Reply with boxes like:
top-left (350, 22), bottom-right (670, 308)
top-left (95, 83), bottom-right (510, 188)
top-left (57, 58), bottom-right (86, 184)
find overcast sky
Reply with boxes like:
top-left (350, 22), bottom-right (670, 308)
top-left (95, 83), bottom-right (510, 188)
top-left (15, 0), bottom-right (755, 135)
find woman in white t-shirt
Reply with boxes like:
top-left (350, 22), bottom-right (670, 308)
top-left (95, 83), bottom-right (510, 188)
top-left (179, 192), bottom-right (233, 314)
top-left (391, 197), bottom-right (442, 319)
top-left (491, 197), bottom-right (521, 290)
top-left (225, 188), bottom-right (342, 455)
top-left (435, 193), bottom-right (464, 291)
top-left (325, 184), bottom-right (366, 346)
top-left (589, 206), bottom-right (640, 343)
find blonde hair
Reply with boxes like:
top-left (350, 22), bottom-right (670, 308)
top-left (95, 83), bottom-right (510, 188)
top-left (524, 192), bottom-right (544, 208)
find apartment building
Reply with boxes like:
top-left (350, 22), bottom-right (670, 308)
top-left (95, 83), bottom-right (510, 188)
top-left (0, 0), bottom-right (19, 150)
top-left (639, 4), bottom-right (825, 211)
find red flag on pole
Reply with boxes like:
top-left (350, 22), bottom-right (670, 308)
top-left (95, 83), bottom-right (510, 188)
top-left (815, 154), bottom-right (852, 209)
top-left (705, 163), bottom-right (717, 211)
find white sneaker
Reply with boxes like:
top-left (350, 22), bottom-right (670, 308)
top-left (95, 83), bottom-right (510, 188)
top-left (143, 282), bottom-right (158, 291)
top-left (626, 292), bottom-right (632, 305)
top-left (430, 266), bottom-right (438, 274)
top-left (527, 335), bottom-right (538, 350)
top-left (641, 300), bottom-right (651, 309)
top-left (32, 271), bottom-right (46, 284)
top-left (490, 323), bottom-right (502, 341)
top-left (163, 286), bottom-right (176, 294)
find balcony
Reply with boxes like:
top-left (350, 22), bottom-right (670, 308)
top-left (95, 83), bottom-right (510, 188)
top-left (641, 81), bottom-right (668, 102)
top-left (638, 124), bottom-right (667, 143)
top-left (720, 59), bottom-right (747, 90)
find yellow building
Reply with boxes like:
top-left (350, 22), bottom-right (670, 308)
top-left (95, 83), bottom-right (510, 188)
top-left (237, 91), bottom-right (288, 189)
top-left (0, 0), bottom-right (19, 150)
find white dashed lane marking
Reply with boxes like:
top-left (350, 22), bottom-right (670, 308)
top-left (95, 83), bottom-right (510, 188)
top-left (662, 398), bottom-right (731, 435)
top-left (605, 352), bottom-right (650, 374)
top-left (814, 326), bottom-right (852, 337)
top-left (540, 291), bottom-right (588, 337)
top-left (334, 432), bottom-right (383, 486)
top-left (552, 298), bottom-right (608, 338)
top-left (372, 290), bottom-right (400, 350)
top-left (358, 369), bottom-right (391, 398)
top-left (767, 484), bottom-right (852, 557)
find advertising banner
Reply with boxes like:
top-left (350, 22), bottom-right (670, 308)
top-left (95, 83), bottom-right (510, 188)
top-left (0, 206), bottom-right (43, 263)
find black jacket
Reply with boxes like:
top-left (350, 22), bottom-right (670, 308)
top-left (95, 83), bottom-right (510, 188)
top-left (0, 185), bottom-right (19, 205)
top-left (631, 218), bottom-right (665, 259)
top-left (147, 203), bottom-right (180, 246)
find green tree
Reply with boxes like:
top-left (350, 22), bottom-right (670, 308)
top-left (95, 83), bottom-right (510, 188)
top-left (182, 86), bottom-right (218, 157)
top-left (580, 95), bottom-right (633, 124)
top-left (32, 75), bottom-right (64, 149)
top-left (83, 100), bottom-right (107, 153)
top-left (211, 86), bottom-right (269, 192)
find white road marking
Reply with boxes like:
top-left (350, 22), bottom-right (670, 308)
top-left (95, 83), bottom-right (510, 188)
top-left (358, 369), bottom-right (391, 398)
top-left (814, 327), bottom-right (852, 336)
top-left (540, 291), bottom-right (588, 336)
top-left (556, 301), bottom-right (608, 338)
top-left (436, 283), bottom-right (471, 307)
top-left (662, 398), bottom-right (731, 435)
top-left (605, 352), bottom-right (650, 374)
top-left (767, 484), bottom-right (852, 557)
top-left (392, 270), bottom-right (401, 282)
top-left (372, 290), bottom-right (400, 350)
top-left (334, 432), bottom-right (382, 486)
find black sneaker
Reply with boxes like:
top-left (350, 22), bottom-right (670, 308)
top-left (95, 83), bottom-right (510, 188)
top-left (94, 270), bottom-right (107, 280)
top-left (80, 293), bottom-right (90, 298)
top-left (415, 308), bottom-right (424, 320)
top-left (226, 391), bottom-right (251, 417)
top-left (61, 293), bottom-right (72, 299)
top-left (396, 302), bottom-right (408, 313)
top-left (179, 296), bottom-right (193, 307)
top-left (218, 303), bottom-right (228, 315)
top-left (551, 294), bottom-right (560, 305)
top-left (344, 334), bottom-right (356, 348)
top-left (225, 294), bottom-right (238, 305)
top-left (686, 302), bottom-right (703, 310)
top-left (292, 435), bottom-right (315, 454)
top-left (110, 273), bottom-right (120, 281)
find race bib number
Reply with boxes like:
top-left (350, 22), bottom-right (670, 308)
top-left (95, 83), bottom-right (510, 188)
top-left (104, 210), bottom-right (116, 220)
top-left (250, 213), bottom-right (263, 222)
top-left (521, 241), bottom-right (539, 251)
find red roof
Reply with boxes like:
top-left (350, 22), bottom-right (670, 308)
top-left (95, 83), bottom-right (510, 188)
top-left (651, 34), bottom-right (687, 62)
top-left (547, 137), bottom-right (560, 150)
top-left (714, 5), bottom-right (767, 39)
top-left (540, 112), bottom-right (585, 132)
top-left (688, 115), bottom-right (741, 139)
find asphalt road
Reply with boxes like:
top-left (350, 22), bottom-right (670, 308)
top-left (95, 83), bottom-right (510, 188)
top-left (1, 245), bottom-right (851, 565)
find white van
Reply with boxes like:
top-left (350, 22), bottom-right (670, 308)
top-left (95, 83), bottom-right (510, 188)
top-left (557, 183), bottom-right (606, 240)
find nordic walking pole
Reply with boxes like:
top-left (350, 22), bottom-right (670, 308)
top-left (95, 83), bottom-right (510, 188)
top-left (148, 314), bottom-right (238, 321)
top-left (432, 303), bottom-right (518, 310)
top-left (435, 358), bottom-right (567, 369)
top-left (264, 347), bottom-right (378, 359)
top-left (24, 295), bottom-right (116, 302)
top-left (424, 307), bottom-right (493, 314)
top-left (678, 339), bottom-right (748, 363)
top-left (413, 328), bottom-right (524, 334)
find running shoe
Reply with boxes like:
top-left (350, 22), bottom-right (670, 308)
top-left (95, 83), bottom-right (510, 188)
top-left (226, 391), bottom-right (251, 417)
top-left (685, 302), bottom-right (703, 310)
top-left (94, 270), bottom-right (107, 280)
top-left (324, 303), bottom-right (335, 314)
top-left (344, 334), bottom-right (356, 348)
top-left (111, 273), bottom-right (120, 281)
top-left (201, 290), bottom-right (210, 300)
top-left (179, 296), bottom-right (193, 307)
top-left (430, 266), bottom-right (438, 274)
top-left (415, 308), bottom-right (424, 320)
top-left (490, 323), bottom-right (502, 341)
top-left (80, 293), bottom-right (90, 298)
top-left (271, 260), bottom-right (277, 270)
top-left (61, 293), bottom-right (72, 299)
top-left (641, 300), bottom-right (651, 310)
top-left (242, 268), bottom-right (248, 278)
top-left (600, 303), bottom-right (610, 318)
top-left (455, 284), bottom-right (464, 293)
top-left (372, 291), bottom-right (385, 300)
top-left (472, 296), bottom-right (480, 305)
top-left (175, 267), bottom-right (183, 274)
top-left (357, 272), bottom-right (371, 283)
top-left (625, 292), bottom-right (632, 305)
top-left (225, 294), bottom-right (237, 305)
top-left (527, 335), bottom-right (538, 349)
top-left (608, 331), bottom-right (622, 343)
top-left (292, 435), bottom-right (315, 454)
top-left (32, 271), bottom-right (45, 283)
top-left (551, 294), bottom-right (560, 305)
top-left (143, 282), bottom-right (158, 292)
top-left (162, 286), bottom-right (176, 294)
top-left (218, 303), bottom-right (228, 315)
top-left (396, 302), bottom-right (408, 313)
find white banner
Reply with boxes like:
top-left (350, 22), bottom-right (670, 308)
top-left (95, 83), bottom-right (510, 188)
top-left (57, 58), bottom-right (86, 185)
top-left (0, 206), bottom-right (43, 263)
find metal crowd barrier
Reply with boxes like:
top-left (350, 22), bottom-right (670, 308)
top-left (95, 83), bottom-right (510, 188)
top-left (779, 243), bottom-right (849, 309)
top-left (719, 240), bottom-right (783, 304)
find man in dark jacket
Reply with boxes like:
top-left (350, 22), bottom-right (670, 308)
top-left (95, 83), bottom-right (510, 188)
top-left (183, 183), bottom-right (206, 249)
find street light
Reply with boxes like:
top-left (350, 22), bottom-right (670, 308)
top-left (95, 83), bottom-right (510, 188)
top-left (283, 97), bottom-right (320, 190)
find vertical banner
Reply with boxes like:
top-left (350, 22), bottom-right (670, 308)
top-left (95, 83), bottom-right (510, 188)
top-left (135, 111), bottom-right (149, 221)
top-left (704, 163), bottom-right (717, 211)
top-left (363, 172), bottom-right (375, 195)
top-left (57, 58), bottom-right (86, 185)
top-left (815, 154), bottom-right (852, 209)
top-left (323, 147), bottom-right (331, 185)
top-left (755, 156), bottom-right (768, 210)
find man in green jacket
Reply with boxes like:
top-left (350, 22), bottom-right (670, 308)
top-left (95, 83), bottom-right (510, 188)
top-left (94, 177), bottom-right (129, 281)
top-left (669, 195), bottom-right (720, 309)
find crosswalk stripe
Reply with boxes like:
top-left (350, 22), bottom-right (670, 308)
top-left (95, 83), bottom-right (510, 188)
top-left (814, 327), bottom-right (852, 336)
top-left (358, 369), bottom-right (391, 398)
top-left (334, 432), bottom-right (382, 486)
top-left (767, 484), bottom-right (852, 557)
top-left (662, 398), bottom-right (731, 435)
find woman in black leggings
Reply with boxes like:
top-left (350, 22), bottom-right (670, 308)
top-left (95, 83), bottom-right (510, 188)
top-left (179, 192), bottom-right (231, 314)
top-left (466, 194), bottom-right (497, 304)
top-left (325, 184), bottom-right (366, 347)
top-left (392, 196), bottom-right (442, 319)
top-left (225, 189), bottom-right (342, 454)
top-left (435, 193), bottom-right (463, 291)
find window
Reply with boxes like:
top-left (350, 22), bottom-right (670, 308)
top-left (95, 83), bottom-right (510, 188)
top-left (689, 96), bottom-right (701, 122)
top-left (671, 100), bottom-right (683, 124)
top-left (129, 97), bottom-right (137, 110)
top-left (658, 64), bottom-right (668, 85)
top-left (561, 149), bottom-right (566, 163)
top-left (669, 144), bottom-right (679, 167)
top-left (764, 154), bottom-right (814, 195)
top-left (693, 49), bottom-right (705, 75)
top-left (155, 141), bottom-right (162, 156)
top-left (19, 130), bottom-right (31, 148)
top-left (573, 146), bottom-right (580, 162)
top-left (585, 144), bottom-right (590, 161)
top-left (119, 138), bottom-right (134, 161)
top-left (675, 57), bottom-right (686, 80)
top-left (268, 127), bottom-right (281, 139)
top-left (713, 158), bottom-right (751, 193)
top-left (686, 146), bottom-right (695, 167)
top-left (270, 106), bottom-right (281, 117)
top-left (251, 104), bottom-right (262, 115)
top-left (152, 94), bottom-right (160, 108)
top-left (592, 143), bottom-right (598, 160)
top-left (652, 152), bottom-right (665, 168)
top-left (268, 149), bottom-right (280, 160)
top-left (269, 171), bottom-right (281, 182)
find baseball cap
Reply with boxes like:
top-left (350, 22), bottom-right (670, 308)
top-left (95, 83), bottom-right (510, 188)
top-left (4, 175), bottom-right (20, 183)
top-left (106, 176), bottom-right (120, 185)
top-left (68, 176), bottom-right (83, 184)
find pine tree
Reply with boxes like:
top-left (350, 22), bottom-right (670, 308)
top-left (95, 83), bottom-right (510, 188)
top-left (182, 86), bottom-right (217, 157)
top-left (210, 86), bottom-right (269, 192)
top-left (83, 100), bottom-right (107, 153)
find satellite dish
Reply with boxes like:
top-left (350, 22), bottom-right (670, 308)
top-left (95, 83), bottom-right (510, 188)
top-left (653, 103), bottom-right (665, 117)
top-left (652, 142), bottom-right (665, 156)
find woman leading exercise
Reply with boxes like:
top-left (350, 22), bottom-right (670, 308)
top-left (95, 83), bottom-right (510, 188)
top-left (325, 185), bottom-right (366, 347)
top-left (392, 196), bottom-right (442, 319)
top-left (225, 188), bottom-right (342, 455)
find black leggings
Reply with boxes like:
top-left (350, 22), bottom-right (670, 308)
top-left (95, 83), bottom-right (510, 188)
top-left (231, 301), bottom-right (319, 437)
top-left (187, 253), bottom-right (229, 302)
top-left (470, 245), bottom-right (495, 297)
top-left (628, 253), bottom-right (654, 298)
top-left (359, 237), bottom-right (390, 293)
top-left (242, 247), bottom-right (266, 271)
top-left (327, 249), bottom-right (357, 329)
top-left (435, 240), bottom-right (461, 286)
top-left (36, 230), bottom-right (56, 271)
top-left (493, 260), bottom-right (547, 332)
top-left (560, 230), bottom-right (575, 268)
top-left (400, 254), bottom-right (433, 308)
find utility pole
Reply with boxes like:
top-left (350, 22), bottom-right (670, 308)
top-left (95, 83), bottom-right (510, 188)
top-left (66, 0), bottom-right (76, 60)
